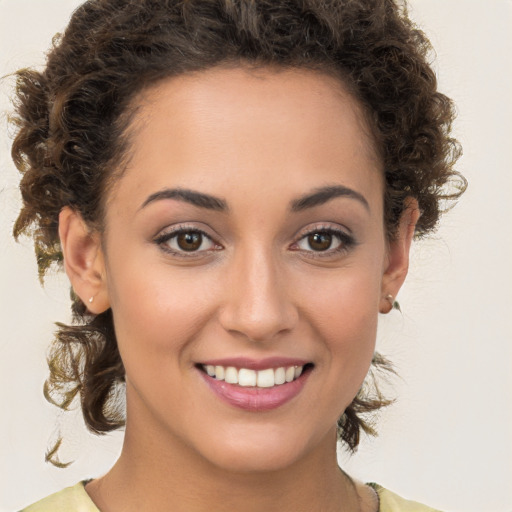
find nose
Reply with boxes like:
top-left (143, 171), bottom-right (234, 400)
top-left (218, 246), bottom-right (298, 343)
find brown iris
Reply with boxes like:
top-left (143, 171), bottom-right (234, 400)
top-left (308, 232), bottom-right (333, 251)
top-left (177, 232), bottom-right (203, 251)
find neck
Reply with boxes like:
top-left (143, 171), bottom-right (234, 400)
top-left (86, 394), bottom-right (366, 512)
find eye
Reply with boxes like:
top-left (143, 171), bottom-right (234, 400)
top-left (292, 226), bottom-right (355, 255)
top-left (154, 228), bottom-right (219, 255)
top-left (298, 231), bottom-right (341, 252)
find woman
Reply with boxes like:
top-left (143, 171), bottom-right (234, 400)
top-left (7, 0), bottom-right (465, 510)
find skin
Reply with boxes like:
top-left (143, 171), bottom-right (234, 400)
top-left (59, 67), bottom-right (418, 512)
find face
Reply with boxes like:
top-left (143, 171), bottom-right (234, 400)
top-left (89, 67), bottom-right (406, 473)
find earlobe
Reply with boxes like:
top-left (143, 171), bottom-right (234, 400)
top-left (58, 207), bottom-right (110, 314)
top-left (379, 198), bottom-right (420, 313)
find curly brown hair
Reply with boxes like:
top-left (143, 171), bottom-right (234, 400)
top-left (11, 0), bottom-right (465, 458)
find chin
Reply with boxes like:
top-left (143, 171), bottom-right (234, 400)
top-left (203, 445), bottom-right (304, 474)
top-left (191, 422), bottom-right (334, 475)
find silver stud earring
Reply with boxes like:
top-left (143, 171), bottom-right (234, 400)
top-left (88, 296), bottom-right (94, 304)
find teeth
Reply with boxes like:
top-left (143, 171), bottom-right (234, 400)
top-left (238, 368), bottom-right (257, 387)
top-left (225, 366), bottom-right (238, 384)
top-left (274, 367), bottom-right (286, 385)
top-left (215, 365), bottom-right (225, 380)
top-left (203, 364), bottom-right (306, 388)
top-left (257, 368), bottom-right (275, 388)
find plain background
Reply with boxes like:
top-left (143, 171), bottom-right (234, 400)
top-left (0, 0), bottom-right (511, 511)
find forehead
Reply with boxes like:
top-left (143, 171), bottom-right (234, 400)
top-left (108, 66), bottom-right (383, 214)
top-left (130, 66), bottom-right (379, 160)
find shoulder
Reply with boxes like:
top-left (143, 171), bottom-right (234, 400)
top-left (20, 482), bottom-right (99, 512)
top-left (369, 483), bottom-right (443, 512)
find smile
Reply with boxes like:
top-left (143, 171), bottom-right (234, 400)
top-left (197, 360), bottom-right (313, 411)
top-left (201, 364), bottom-right (304, 388)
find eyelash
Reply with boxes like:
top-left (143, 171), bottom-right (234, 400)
top-left (153, 226), bottom-right (221, 258)
top-left (153, 224), bottom-right (356, 258)
top-left (291, 225), bottom-right (356, 258)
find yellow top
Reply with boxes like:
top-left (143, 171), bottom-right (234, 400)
top-left (21, 481), bottom-right (442, 512)
top-left (21, 482), bottom-right (98, 512)
top-left (369, 483), bottom-right (441, 512)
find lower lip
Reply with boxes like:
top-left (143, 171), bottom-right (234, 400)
top-left (199, 369), bottom-right (310, 412)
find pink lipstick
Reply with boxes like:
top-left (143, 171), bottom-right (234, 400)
top-left (197, 358), bottom-right (312, 411)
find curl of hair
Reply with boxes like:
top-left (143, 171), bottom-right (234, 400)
top-left (11, 0), bottom-right (465, 455)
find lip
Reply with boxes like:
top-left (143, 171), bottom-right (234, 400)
top-left (198, 362), bottom-right (312, 412)
top-left (198, 357), bottom-right (310, 371)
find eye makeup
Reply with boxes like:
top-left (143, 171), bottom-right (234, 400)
top-left (153, 224), bottom-right (222, 258)
top-left (153, 220), bottom-right (357, 263)
top-left (290, 223), bottom-right (357, 260)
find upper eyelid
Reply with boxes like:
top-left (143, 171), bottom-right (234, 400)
top-left (153, 225), bottom-right (221, 250)
top-left (291, 224), bottom-right (356, 253)
top-left (293, 222), bottom-right (352, 240)
top-left (296, 230), bottom-right (352, 244)
top-left (154, 227), bottom-right (222, 258)
top-left (154, 223), bottom-right (217, 240)
top-left (153, 221), bottom-right (353, 247)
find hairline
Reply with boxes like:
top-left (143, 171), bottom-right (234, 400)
top-left (98, 60), bottom-right (384, 236)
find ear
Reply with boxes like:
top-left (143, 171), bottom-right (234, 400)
top-left (379, 198), bottom-right (420, 313)
top-left (58, 207), bottom-right (110, 314)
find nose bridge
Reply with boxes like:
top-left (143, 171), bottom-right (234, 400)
top-left (219, 242), bottom-right (297, 342)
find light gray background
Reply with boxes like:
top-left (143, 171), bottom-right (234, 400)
top-left (1, 1), bottom-right (511, 510)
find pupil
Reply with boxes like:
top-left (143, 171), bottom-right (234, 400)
top-left (309, 232), bottom-right (332, 251)
top-left (177, 232), bottom-right (202, 251)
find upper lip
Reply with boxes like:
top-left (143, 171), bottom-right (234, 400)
top-left (197, 357), bottom-right (310, 371)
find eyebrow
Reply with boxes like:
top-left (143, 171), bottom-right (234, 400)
top-left (290, 185), bottom-right (370, 212)
top-left (140, 184), bottom-right (368, 214)
top-left (140, 188), bottom-right (228, 212)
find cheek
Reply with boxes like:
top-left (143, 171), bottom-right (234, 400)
top-left (295, 262), bottom-right (382, 376)
top-left (105, 257), bottom-right (220, 364)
